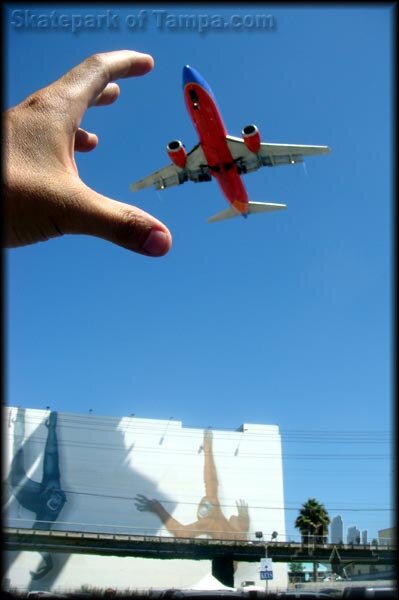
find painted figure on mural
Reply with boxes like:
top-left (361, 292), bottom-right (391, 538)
top-left (134, 428), bottom-right (249, 541)
top-left (6, 408), bottom-right (66, 580)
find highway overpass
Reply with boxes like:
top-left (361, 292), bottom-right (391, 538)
top-left (4, 527), bottom-right (395, 587)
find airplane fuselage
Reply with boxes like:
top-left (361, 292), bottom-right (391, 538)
top-left (183, 69), bottom-right (249, 216)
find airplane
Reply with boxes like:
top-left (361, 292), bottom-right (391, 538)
top-left (130, 66), bottom-right (331, 223)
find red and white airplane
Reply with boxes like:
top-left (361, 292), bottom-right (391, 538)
top-left (131, 66), bottom-right (330, 223)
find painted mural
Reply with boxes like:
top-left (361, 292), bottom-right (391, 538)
top-left (3, 407), bottom-right (287, 592)
top-left (5, 409), bottom-right (66, 581)
top-left (134, 429), bottom-right (249, 541)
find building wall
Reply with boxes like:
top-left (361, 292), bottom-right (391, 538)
top-left (330, 515), bottom-right (343, 544)
top-left (378, 527), bottom-right (395, 545)
top-left (347, 526), bottom-right (360, 544)
top-left (3, 407), bottom-right (287, 592)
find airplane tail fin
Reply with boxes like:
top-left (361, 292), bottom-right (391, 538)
top-left (207, 201), bottom-right (286, 223)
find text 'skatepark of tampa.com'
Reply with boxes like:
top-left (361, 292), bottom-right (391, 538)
top-left (10, 9), bottom-right (277, 35)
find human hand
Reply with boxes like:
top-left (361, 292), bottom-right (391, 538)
top-left (134, 493), bottom-right (160, 513)
top-left (4, 50), bottom-right (172, 257)
top-left (236, 499), bottom-right (249, 517)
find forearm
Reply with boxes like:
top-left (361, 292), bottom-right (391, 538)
top-left (150, 503), bottom-right (193, 536)
top-left (203, 450), bottom-right (218, 499)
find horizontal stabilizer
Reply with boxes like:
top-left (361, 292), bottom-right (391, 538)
top-left (207, 201), bottom-right (286, 223)
top-left (207, 206), bottom-right (242, 223)
top-left (247, 201), bottom-right (287, 213)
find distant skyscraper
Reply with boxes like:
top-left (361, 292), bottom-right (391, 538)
top-left (347, 526), bottom-right (360, 544)
top-left (361, 529), bottom-right (368, 544)
top-left (330, 515), bottom-right (344, 544)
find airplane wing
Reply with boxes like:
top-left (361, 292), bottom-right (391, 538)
top-left (226, 135), bottom-right (330, 173)
top-left (130, 144), bottom-right (210, 192)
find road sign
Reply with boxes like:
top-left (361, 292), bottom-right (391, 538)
top-left (260, 558), bottom-right (273, 571)
top-left (260, 571), bottom-right (273, 580)
top-left (260, 558), bottom-right (273, 580)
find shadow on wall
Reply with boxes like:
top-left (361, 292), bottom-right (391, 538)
top-left (3, 407), bottom-right (176, 592)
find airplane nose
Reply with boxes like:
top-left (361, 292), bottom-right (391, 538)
top-left (182, 65), bottom-right (215, 98)
top-left (182, 65), bottom-right (196, 86)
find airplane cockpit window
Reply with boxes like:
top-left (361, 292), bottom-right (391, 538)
top-left (189, 88), bottom-right (199, 109)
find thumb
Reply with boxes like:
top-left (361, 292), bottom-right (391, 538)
top-left (70, 184), bottom-right (172, 257)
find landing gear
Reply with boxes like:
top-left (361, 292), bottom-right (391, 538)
top-left (198, 173), bottom-right (212, 182)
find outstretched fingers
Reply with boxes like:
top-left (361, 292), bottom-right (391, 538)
top-left (68, 184), bottom-right (172, 257)
top-left (56, 50), bottom-right (154, 123)
top-left (236, 499), bottom-right (249, 512)
top-left (135, 494), bottom-right (149, 502)
top-left (134, 494), bottom-right (151, 511)
top-left (24, 170), bottom-right (172, 257)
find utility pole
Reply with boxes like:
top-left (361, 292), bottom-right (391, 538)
top-left (265, 543), bottom-right (268, 594)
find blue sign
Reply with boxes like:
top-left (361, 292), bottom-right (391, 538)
top-left (260, 571), bottom-right (273, 580)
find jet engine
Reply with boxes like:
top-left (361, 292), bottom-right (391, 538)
top-left (242, 124), bottom-right (261, 153)
top-left (167, 140), bottom-right (187, 168)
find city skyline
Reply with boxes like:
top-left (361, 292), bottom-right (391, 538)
top-left (329, 515), bottom-right (393, 545)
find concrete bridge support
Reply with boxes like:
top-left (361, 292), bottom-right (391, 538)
top-left (212, 556), bottom-right (235, 588)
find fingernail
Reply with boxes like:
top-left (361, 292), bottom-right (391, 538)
top-left (142, 229), bottom-right (171, 257)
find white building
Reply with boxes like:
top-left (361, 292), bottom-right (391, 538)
top-left (3, 406), bottom-right (287, 593)
top-left (330, 515), bottom-right (344, 544)
top-left (378, 527), bottom-right (395, 546)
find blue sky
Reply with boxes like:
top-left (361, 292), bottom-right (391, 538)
top-left (4, 4), bottom-right (393, 541)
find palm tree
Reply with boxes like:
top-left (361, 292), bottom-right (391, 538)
top-left (288, 561), bottom-right (305, 584)
top-left (295, 498), bottom-right (331, 582)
